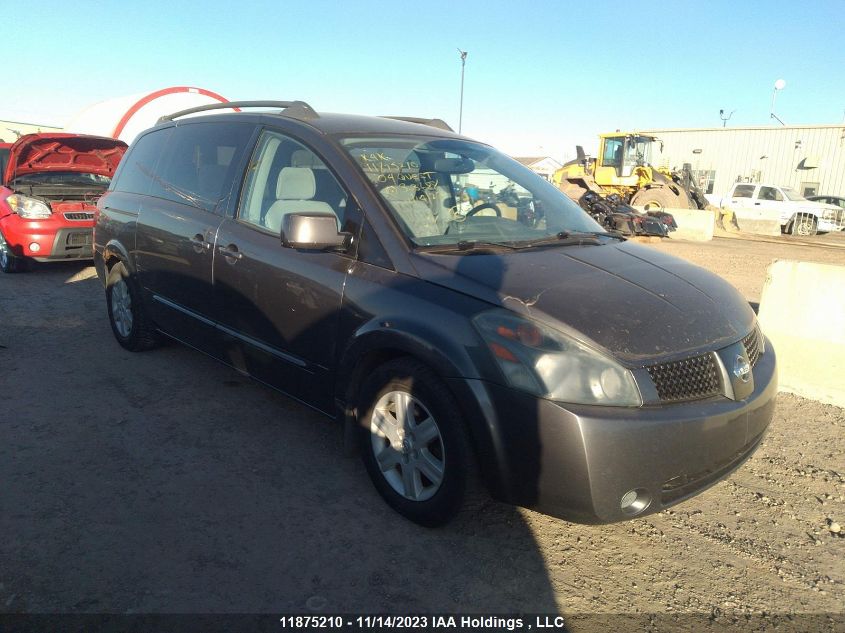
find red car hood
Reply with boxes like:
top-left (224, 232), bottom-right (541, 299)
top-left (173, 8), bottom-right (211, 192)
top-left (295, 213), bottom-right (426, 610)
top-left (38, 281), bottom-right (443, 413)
top-left (3, 133), bottom-right (127, 184)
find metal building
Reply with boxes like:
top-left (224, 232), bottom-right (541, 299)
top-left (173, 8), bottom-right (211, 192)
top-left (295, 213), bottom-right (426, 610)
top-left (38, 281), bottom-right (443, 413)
top-left (0, 120), bottom-right (62, 143)
top-left (642, 124), bottom-right (845, 200)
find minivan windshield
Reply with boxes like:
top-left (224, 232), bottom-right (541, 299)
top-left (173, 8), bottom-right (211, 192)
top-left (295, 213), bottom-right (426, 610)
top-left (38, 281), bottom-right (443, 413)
top-left (339, 136), bottom-right (603, 247)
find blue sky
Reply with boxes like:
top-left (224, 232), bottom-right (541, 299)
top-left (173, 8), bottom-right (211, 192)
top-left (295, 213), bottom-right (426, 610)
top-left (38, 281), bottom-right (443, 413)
top-left (4, 0), bottom-right (843, 159)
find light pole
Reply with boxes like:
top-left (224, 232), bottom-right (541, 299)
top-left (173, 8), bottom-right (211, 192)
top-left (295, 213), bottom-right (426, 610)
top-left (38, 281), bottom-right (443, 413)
top-left (719, 108), bottom-right (735, 127)
top-left (457, 49), bottom-right (467, 134)
top-left (770, 79), bottom-right (786, 126)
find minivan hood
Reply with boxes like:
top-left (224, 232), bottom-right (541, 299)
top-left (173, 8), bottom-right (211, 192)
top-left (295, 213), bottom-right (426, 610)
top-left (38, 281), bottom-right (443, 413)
top-left (411, 241), bottom-right (755, 364)
top-left (4, 133), bottom-right (127, 184)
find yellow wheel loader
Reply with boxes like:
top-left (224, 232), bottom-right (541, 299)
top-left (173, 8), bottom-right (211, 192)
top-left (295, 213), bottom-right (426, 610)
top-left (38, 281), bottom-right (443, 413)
top-left (553, 133), bottom-right (714, 211)
top-left (553, 133), bottom-right (737, 230)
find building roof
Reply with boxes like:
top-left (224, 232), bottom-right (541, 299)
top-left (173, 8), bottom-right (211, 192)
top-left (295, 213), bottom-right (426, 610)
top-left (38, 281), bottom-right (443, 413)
top-left (643, 124), bottom-right (845, 133)
top-left (513, 156), bottom-right (547, 166)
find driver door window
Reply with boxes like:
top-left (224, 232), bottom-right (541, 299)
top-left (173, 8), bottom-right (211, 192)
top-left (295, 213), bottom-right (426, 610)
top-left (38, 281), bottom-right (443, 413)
top-left (239, 131), bottom-right (348, 233)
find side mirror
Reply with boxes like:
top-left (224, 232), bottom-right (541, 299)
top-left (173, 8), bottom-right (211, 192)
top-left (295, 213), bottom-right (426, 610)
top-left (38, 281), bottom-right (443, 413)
top-left (281, 213), bottom-right (348, 250)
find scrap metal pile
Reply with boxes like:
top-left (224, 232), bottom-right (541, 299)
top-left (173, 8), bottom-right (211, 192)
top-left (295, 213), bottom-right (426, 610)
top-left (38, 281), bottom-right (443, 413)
top-left (578, 191), bottom-right (677, 237)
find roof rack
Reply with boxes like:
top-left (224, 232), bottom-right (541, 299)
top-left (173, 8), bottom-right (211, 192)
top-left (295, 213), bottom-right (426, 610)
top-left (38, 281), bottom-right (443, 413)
top-left (381, 116), bottom-right (454, 132)
top-left (157, 100), bottom-right (319, 123)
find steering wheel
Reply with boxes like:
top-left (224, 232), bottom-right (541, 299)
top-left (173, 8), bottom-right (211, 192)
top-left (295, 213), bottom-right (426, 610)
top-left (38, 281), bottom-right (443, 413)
top-left (466, 202), bottom-right (502, 217)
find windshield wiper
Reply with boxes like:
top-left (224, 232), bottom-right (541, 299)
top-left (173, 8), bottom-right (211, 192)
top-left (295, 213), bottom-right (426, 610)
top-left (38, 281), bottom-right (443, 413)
top-left (585, 230), bottom-right (626, 241)
top-left (511, 231), bottom-right (605, 249)
top-left (418, 231), bottom-right (624, 254)
top-left (418, 240), bottom-right (521, 254)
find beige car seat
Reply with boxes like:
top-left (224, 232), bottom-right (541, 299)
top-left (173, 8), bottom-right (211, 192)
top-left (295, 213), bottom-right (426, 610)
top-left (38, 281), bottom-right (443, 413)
top-left (380, 186), bottom-right (441, 238)
top-left (264, 167), bottom-right (335, 232)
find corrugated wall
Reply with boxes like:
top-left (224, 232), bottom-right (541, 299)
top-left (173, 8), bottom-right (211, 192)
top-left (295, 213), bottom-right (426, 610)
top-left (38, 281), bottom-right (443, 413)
top-left (643, 125), bottom-right (845, 199)
top-left (0, 120), bottom-right (62, 143)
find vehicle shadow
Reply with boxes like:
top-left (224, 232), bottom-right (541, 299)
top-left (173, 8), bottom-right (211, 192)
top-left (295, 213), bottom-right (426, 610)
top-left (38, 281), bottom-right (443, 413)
top-left (0, 259), bottom-right (561, 615)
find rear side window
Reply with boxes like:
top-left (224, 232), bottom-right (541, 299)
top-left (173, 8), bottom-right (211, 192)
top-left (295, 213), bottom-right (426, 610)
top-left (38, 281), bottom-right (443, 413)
top-left (111, 128), bottom-right (173, 196)
top-left (733, 184), bottom-right (755, 198)
top-left (154, 122), bottom-right (254, 213)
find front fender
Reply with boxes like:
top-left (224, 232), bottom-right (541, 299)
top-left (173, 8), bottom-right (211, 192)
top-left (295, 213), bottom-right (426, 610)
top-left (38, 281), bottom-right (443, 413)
top-left (339, 318), bottom-right (482, 384)
top-left (95, 239), bottom-right (135, 287)
top-left (335, 317), bottom-right (513, 498)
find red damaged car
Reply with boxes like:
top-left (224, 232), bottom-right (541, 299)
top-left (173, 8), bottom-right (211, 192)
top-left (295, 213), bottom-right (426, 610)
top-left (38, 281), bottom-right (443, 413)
top-left (0, 133), bottom-right (127, 272)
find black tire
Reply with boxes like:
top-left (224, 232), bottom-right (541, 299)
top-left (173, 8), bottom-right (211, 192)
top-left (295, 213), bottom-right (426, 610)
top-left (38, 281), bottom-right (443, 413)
top-left (0, 241), bottom-right (27, 273)
top-left (106, 262), bottom-right (160, 352)
top-left (630, 186), bottom-right (691, 211)
top-left (358, 358), bottom-right (474, 527)
top-left (789, 214), bottom-right (817, 236)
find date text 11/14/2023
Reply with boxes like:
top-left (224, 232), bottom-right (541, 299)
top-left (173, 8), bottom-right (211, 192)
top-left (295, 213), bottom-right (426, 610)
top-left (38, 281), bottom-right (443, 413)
top-left (277, 615), bottom-right (568, 630)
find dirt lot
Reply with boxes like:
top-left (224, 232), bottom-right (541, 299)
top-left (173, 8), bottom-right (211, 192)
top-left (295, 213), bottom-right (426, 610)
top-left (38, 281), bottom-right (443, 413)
top-left (1, 233), bottom-right (843, 630)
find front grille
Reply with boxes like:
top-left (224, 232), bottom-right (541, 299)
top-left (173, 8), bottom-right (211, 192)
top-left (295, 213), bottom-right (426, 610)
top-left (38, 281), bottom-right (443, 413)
top-left (742, 327), bottom-right (762, 368)
top-left (63, 212), bottom-right (95, 221)
top-left (66, 232), bottom-right (92, 247)
top-left (646, 353), bottom-right (722, 402)
top-left (661, 430), bottom-right (765, 505)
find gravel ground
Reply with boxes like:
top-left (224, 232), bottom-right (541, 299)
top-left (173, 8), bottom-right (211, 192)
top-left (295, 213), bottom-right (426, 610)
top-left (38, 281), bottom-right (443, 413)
top-left (1, 234), bottom-right (843, 631)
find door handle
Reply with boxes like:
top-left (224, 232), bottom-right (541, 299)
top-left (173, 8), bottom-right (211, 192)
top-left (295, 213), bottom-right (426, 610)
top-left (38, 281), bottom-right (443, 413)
top-left (218, 244), bottom-right (243, 261)
top-left (754, 202), bottom-right (761, 205)
top-left (190, 234), bottom-right (211, 253)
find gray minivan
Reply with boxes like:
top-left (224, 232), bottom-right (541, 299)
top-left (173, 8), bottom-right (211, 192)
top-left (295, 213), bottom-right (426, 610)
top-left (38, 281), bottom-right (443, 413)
top-left (94, 101), bottom-right (777, 526)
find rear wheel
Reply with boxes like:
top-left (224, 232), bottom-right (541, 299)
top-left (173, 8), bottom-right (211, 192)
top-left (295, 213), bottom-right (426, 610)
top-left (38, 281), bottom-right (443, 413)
top-left (106, 262), bottom-right (160, 351)
top-left (358, 358), bottom-right (474, 527)
top-left (630, 186), bottom-right (691, 211)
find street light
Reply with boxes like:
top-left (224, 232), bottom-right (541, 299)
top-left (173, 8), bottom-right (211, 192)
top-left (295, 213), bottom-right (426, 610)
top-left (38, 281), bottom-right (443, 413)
top-left (770, 79), bottom-right (786, 126)
top-left (457, 48), bottom-right (467, 134)
top-left (719, 108), bottom-right (735, 127)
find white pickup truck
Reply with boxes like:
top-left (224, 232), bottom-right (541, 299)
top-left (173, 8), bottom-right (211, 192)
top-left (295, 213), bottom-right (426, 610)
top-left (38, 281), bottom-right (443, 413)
top-left (719, 183), bottom-right (845, 236)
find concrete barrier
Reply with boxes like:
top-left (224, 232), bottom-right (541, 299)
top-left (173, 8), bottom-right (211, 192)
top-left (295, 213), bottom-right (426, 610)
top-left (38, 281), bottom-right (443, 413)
top-left (632, 206), bottom-right (715, 241)
top-left (726, 206), bottom-right (782, 236)
top-left (757, 259), bottom-right (845, 407)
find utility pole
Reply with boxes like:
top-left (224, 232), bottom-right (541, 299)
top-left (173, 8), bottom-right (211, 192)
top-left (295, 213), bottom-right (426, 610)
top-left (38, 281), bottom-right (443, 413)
top-left (458, 49), bottom-right (467, 134)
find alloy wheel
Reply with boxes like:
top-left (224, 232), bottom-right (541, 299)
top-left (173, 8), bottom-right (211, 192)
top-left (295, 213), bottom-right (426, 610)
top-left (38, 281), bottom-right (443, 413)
top-left (369, 390), bottom-right (445, 502)
top-left (110, 279), bottom-right (134, 338)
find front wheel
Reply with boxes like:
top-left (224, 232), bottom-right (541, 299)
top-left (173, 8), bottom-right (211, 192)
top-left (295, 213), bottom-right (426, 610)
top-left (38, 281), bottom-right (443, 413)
top-left (358, 358), bottom-right (474, 527)
top-left (106, 262), bottom-right (160, 351)
top-left (789, 214), bottom-right (817, 236)
top-left (630, 186), bottom-right (691, 211)
top-left (0, 241), bottom-right (27, 273)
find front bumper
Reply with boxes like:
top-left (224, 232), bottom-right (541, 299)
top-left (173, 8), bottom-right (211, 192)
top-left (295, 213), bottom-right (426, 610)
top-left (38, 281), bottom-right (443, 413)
top-left (455, 338), bottom-right (777, 524)
top-left (0, 213), bottom-right (94, 261)
top-left (818, 218), bottom-right (844, 233)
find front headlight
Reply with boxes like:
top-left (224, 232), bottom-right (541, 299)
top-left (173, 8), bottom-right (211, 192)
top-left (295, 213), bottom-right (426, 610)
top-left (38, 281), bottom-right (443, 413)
top-left (6, 194), bottom-right (52, 219)
top-left (473, 310), bottom-right (642, 407)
